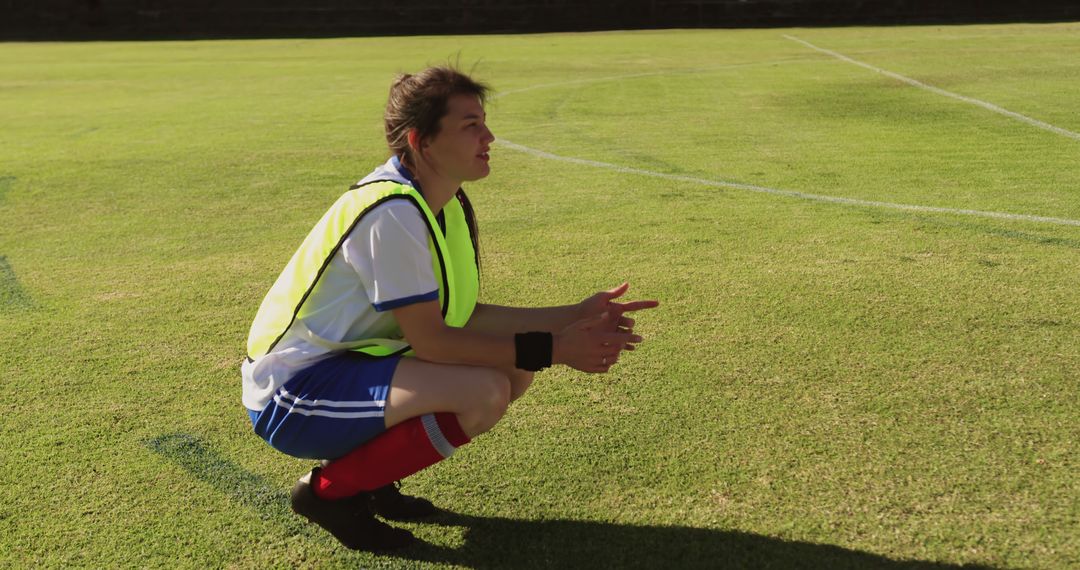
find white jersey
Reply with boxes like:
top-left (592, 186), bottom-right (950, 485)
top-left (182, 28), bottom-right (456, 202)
top-left (242, 162), bottom-right (439, 411)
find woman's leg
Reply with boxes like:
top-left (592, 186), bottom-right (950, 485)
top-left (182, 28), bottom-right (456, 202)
top-left (383, 358), bottom-right (513, 437)
top-left (383, 360), bottom-right (534, 432)
top-left (294, 359), bottom-right (534, 550)
top-left (314, 358), bottom-right (516, 500)
top-left (505, 368), bottom-right (535, 402)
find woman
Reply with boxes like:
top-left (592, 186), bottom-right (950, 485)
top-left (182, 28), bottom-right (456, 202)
top-left (241, 66), bottom-right (658, 551)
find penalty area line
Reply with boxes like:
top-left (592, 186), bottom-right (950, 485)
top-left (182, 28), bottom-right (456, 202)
top-left (495, 138), bottom-right (1080, 228)
top-left (782, 34), bottom-right (1080, 142)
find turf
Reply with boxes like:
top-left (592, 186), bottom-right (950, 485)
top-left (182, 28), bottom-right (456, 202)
top-left (1, 23), bottom-right (1078, 568)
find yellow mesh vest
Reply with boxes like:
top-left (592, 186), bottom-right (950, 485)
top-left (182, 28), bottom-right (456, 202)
top-left (246, 180), bottom-right (478, 360)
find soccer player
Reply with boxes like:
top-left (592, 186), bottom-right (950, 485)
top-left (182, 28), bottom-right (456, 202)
top-left (241, 66), bottom-right (658, 551)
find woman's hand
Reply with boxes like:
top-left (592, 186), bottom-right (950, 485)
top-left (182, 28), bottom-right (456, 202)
top-left (553, 312), bottom-right (642, 373)
top-left (576, 282), bottom-right (660, 350)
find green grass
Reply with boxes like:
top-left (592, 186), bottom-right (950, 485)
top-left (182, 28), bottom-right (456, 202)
top-left (2, 23), bottom-right (1078, 568)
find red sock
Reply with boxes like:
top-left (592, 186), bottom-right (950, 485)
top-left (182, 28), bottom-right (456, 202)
top-left (313, 412), bottom-right (470, 500)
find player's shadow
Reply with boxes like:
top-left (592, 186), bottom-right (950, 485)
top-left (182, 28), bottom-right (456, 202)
top-left (401, 512), bottom-right (991, 570)
top-left (145, 433), bottom-right (993, 569)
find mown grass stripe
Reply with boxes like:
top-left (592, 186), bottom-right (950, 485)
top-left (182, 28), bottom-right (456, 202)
top-left (492, 58), bottom-right (815, 99)
top-left (0, 176), bottom-right (15, 203)
top-left (782, 34), bottom-right (1080, 142)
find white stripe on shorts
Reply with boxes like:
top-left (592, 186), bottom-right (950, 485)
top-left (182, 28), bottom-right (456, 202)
top-left (272, 399), bottom-right (386, 421)
top-left (274, 392), bottom-right (388, 418)
top-left (277, 388), bottom-right (385, 409)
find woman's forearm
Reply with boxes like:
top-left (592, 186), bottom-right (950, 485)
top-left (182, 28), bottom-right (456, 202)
top-left (396, 300), bottom-right (632, 373)
top-left (414, 325), bottom-right (517, 368)
top-left (464, 303), bottom-right (583, 335)
top-left (419, 310), bottom-right (623, 373)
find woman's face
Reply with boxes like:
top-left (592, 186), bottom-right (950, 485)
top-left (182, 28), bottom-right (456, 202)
top-left (421, 94), bottom-right (495, 182)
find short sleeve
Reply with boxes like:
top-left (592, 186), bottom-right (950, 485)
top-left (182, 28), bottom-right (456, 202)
top-left (341, 201), bottom-right (439, 312)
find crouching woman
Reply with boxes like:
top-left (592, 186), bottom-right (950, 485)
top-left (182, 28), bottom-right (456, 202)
top-left (241, 66), bottom-right (658, 551)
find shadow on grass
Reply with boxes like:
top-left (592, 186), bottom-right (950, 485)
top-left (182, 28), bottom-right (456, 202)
top-left (145, 433), bottom-right (993, 569)
top-left (0, 255), bottom-right (36, 313)
top-left (401, 514), bottom-right (994, 570)
top-left (144, 432), bottom-right (305, 533)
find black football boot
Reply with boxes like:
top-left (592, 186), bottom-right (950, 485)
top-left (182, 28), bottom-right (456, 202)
top-left (290, 468), bottom-right (415, 551)
top-left (366, 480), bottom-right (440, 520)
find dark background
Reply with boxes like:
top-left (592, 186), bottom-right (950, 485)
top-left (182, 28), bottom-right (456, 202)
top-left (3, 0), bottom-right (1080, 40)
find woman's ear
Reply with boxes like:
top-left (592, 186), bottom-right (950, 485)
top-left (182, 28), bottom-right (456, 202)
top-left (407, 128), bottom-right (421, 152)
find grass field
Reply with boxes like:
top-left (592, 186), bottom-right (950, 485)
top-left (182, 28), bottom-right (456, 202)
top-left (2, 23), bottom-right (1078, 569)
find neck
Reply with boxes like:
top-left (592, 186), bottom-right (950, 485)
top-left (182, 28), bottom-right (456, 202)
top-left (409, 161), bottom-right (459, 215)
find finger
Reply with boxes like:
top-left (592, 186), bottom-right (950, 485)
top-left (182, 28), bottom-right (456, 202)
top-left (603, 282), bottom-right (630, 300)
top-left (591, 345), bottom-right (622, 359)
top-left (595, 346), bottom-right (632, 361)
top-left (618, 316), bottom-right (635, 329)
top-left (600, 304), bottom-right (625, 325)
top-left (614, 300), bottom-right (660, 312)
top-left (600, 336), bottom-right (639, 349)
top-left (603, 311), bottom-right (622, 328)
top-left (622, 343), bottom-right (636, 351)
top-left (600, 332), bottom-right (642, 345)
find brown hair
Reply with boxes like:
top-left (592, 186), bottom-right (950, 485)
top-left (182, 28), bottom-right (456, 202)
top-left (385, 66), bottom-right (491, 169)
top-left (384, 65), bottom-right (490, 274)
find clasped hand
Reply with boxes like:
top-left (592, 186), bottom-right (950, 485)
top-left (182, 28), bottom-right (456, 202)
top-left (554, 282), bottom-right (660, 373)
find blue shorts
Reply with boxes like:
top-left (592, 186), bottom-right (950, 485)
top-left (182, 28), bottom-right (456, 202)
top-left (247, 353), bottom-right (402, 460)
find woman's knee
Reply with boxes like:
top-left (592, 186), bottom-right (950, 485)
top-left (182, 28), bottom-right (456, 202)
top-left (478, 368), bottom-right (511, 421)
top-left (458, 368), bottom-right (511, 436)
top-left (508, 369), bottom-right (534, 402)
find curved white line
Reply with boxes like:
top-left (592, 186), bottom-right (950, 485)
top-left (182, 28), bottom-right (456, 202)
top-left (495, 139), bottom-right (1080, 227)
top-left (783, 34), bottom-right (1080, 142)
top-left (492, 56), bottom-right (1080, 227)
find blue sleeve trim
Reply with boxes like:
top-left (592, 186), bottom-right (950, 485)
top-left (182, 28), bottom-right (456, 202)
top-left (372, 290), bottom-right (439, 312)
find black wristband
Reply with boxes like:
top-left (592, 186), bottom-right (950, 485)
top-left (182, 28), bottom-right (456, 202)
top-left (514, 332), bottom-right (553, 372)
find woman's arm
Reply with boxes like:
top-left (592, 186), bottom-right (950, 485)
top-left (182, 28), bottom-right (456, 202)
top-left (467, 283), bottom-right (660, 344)
top-left (464, 303), bottom-right (582, 335)
top-left (393, 300), bottom-right (636, 373)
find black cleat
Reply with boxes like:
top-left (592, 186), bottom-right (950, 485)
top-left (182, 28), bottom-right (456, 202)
top-left (366, 481), bottom-right (440, 520)
top-left (290, 468), bottom-right (415, 551)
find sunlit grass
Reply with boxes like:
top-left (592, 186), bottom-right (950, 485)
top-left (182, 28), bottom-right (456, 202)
top-left (1, 23), bottom-right (1077, 568)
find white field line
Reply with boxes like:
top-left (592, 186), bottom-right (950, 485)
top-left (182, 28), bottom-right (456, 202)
top-left (495, 139), bottom-right (1080, 227)
top-left (782, 34), bottom-right (1080, 142)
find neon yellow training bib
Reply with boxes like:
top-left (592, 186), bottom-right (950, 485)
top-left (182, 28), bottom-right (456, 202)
top-left (246, 179), bottom-right (479, 360)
